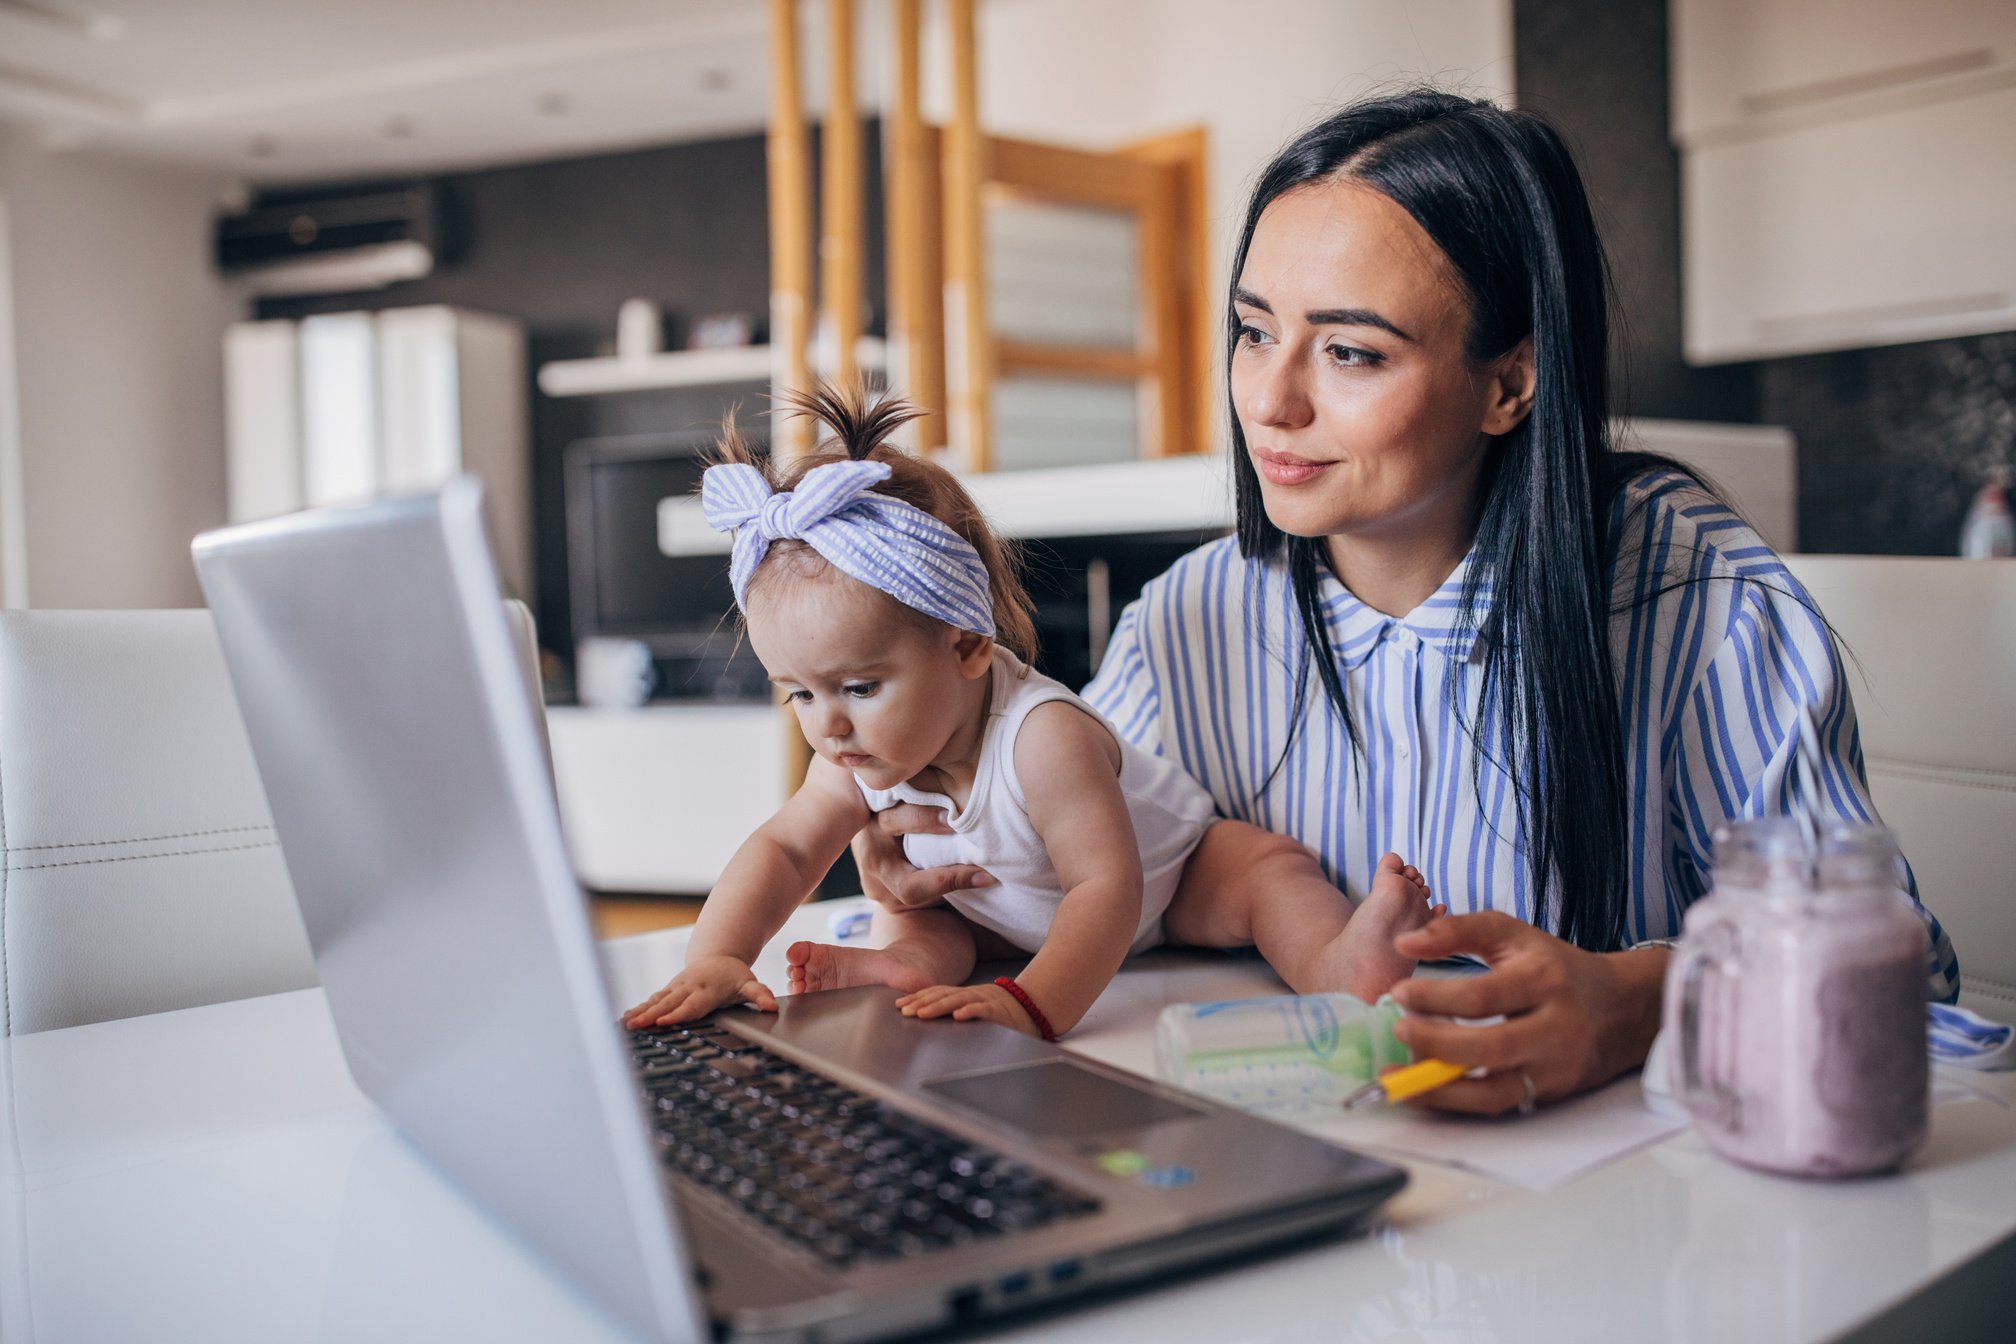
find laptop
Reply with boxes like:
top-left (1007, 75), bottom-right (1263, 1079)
top-left (192, 478), bottom-right (1407, 1344)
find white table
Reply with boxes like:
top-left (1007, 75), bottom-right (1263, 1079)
top-left (6, 899), bottom-right (2015, 1343)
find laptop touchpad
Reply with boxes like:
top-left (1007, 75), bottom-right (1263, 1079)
top-left (926, 1059), bottom-right (1204, 1136)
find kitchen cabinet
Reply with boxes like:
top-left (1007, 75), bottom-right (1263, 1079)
top-left (1672, 0), bottom-right (2016, 362)
top-left (1672, 0), bottom-right (2016, 147)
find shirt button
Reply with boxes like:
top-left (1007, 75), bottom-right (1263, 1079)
top-left (1397, 742), bottom-right (1412, 760)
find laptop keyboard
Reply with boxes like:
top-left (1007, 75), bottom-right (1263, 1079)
top-left (631, 1021), bottom-right (1101, 1270)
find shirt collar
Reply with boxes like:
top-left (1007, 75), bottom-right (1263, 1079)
top-left (1317, 547), bottom-right (1490, 667)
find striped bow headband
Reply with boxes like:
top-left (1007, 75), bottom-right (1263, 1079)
top-left (700, 459), bottom-right (997, 638)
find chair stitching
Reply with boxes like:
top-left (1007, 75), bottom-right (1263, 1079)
top-left (6, 839), bottom-right (279, 872)
top-left (8, 823), bottom-right (275, 852)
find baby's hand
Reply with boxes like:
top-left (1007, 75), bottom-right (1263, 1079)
top-left (623, 955), bottom-right (779, 1029)
top-left (895, 983), bottom-right (1039, 1037)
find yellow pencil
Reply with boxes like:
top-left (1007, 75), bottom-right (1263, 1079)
top-left (1341, 1058), bottom-right (1474, 1109)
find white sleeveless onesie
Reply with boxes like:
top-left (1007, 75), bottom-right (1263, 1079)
top-left (856, 649), bottom-right (1217, 954)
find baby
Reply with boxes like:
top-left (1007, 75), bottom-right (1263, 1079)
top-left (624, 384), bottom-right (1435, 1040)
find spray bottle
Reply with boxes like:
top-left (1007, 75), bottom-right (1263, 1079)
top-left (1960, 466), bottom-right (2014, 559)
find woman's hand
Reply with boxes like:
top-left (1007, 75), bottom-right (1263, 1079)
top-left (1385, 912), bottom-right (1669, 1115)
top-left (850, 804), bottom-right (997, 911)
top-left (622, 954), bottom-right (779, 1028)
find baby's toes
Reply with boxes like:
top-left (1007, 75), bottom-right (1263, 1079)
top-left (1402, 891), bottom-right (1438, 929)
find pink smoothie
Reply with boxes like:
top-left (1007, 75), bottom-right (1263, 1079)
top-left (1672, 869), bottom-right (1928, 1178)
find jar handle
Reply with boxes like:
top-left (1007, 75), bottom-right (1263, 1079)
top-left (1674, 937), bottom-right (1737, 1130)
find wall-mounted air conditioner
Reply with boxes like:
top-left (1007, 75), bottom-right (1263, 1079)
top-left (213, 185), bottom-right (442, 297)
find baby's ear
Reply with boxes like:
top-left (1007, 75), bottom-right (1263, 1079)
top-left (951, 630), bottom-right (994, 678)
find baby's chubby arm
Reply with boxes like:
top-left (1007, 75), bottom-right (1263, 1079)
top-left (624, 756), bottom-right (870, 1027)
top-left (909, 702), bottom-right (1142, 1038)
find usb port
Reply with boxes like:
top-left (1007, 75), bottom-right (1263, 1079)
top-left (1050, 1259), bottom-right (1082, 1284)
top-left (997, 1271), bottom-right (1032, 1295)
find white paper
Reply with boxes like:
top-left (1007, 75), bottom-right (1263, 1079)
top-left (1289, 1074), bottom-right (1687, 1192)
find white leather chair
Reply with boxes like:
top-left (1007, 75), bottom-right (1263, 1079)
top-left (0, 601), bottom-right (548, 1036)
top-left (1785, 556), bottom-right (2016, 1023)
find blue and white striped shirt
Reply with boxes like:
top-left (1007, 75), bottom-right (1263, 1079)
top-left (1083, 468), bottom-right (1961, 1001)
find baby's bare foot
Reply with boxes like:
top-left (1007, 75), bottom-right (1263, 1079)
top-left (785, 940), bottom-right (943, 996)
top-left (1317, 853), bottom-right (1437, 1003)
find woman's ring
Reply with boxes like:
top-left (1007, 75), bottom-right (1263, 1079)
top-left (1516, 1070), bottom-right (1537, 1116)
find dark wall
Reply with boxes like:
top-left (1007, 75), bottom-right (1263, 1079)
top-left (1512, 0), bottom-right (1756, 424)
top-left (257, 128), bottom-right (885, 653)
top-left (1763, 332), bottom-right (2016, 555)
top-left (1512, 0), bottom-right (2014, 554)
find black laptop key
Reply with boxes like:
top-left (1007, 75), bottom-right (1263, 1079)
top-left (629, 1025), bottom-right (1099, 1269)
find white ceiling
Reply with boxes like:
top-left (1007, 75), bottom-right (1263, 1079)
top-left (0, 0), bottom-right (866, 183)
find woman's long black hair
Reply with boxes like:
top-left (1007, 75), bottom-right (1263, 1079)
top-left (1231, 89), bottom-right (1675, 953)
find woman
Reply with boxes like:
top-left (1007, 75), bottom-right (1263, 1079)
top-left (857, 89), bottom-right (1958, 1114)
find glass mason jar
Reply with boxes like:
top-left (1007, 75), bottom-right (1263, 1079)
top-left (1664, 818), bottom-right (1928, 1177)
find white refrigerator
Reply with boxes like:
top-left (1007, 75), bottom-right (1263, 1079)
top-left (223, 304), bottom-right (532, 600)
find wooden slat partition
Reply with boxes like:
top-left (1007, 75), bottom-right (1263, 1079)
top-left (820, 0), bottom-right (863, 390)
top-left (1134, 160), bottom-right (1190, 458)
top-left (983, 130), bottom-right (1208, 459)
top-left (1124, 127), bottom-right (1214, 456)
top-left (766, 0), bottom-right (814, 461)
top-left (942, 0), bottom-right (992, 471)
top-left (987, 135), bottom-right (1161, 210)
top-left (996, 341), bottom-right (1153, 381)
top-left (769, 0), bottom-right (817, 796)
top-left (884, 0), bottom-right (946, 450)
top-left (772, 4), bottom-right (1207, 469)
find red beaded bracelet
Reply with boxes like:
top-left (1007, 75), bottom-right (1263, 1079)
top-left (993, 976), bottom-right (1057, 1042)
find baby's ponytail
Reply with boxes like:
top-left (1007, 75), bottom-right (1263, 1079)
top-left (715, 380), bottom-right (1038, 662)
top-left (778, 383), bottom-right (923, 464)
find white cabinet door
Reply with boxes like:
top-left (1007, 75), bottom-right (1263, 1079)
top-left (1672, 0), bottom-right (2016, 146)
top-left (1682, 81), bottom-right (2016, 363)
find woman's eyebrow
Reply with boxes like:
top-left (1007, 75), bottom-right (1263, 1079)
top-left (1233, 287), bottom-right (1414, 342)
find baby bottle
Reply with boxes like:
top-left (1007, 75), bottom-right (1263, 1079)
top-left (1665, 818), bottom-right (1928, 1177)
top-left (1156, 993), bottom-right (1409, 1114)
